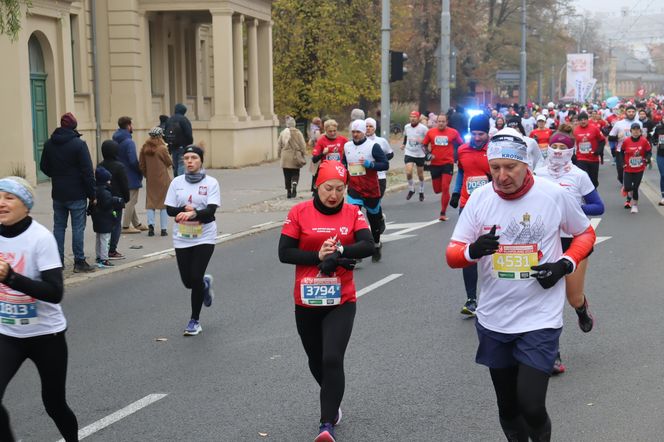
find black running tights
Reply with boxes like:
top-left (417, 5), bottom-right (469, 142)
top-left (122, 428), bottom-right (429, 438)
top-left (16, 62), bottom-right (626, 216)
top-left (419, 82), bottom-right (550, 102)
top-left (0, 332), bottom-right (79, 442)
top-left (490, 364), bottom-right (551, 440)
top-left (623, 171), bottom-right (644, 201)
top-left (295, 302), bottom-right (356, 424)
top-left (175, 244), bottom-right (215, 321)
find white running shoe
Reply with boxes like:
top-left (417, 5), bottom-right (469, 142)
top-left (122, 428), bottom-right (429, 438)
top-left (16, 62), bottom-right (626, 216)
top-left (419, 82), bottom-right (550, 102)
top-left (631, 205), bottom-right (639, 214)
top-left (659, 198), bottom-right (664, 206)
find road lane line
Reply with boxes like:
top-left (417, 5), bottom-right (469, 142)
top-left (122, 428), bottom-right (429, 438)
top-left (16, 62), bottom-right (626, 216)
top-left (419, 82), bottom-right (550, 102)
top-left (251, 221), bottom-right (276, 228)
top-left (390, 219), bottom-right (440, 235)
top-left (356, 274), bottom-right (403, 298)
top-left (56, 393), bottom-right (168, 441)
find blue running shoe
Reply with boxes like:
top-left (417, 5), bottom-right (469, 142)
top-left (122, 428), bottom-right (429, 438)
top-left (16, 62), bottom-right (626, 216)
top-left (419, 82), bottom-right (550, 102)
top-left (183, 319), bottom-right (202, 336)
top-left (203, 274), bottom-right (215, 307)
top-left (314, 423), bottom-right (336, 442)
top-left (461, 299), bottom-right (477, 316)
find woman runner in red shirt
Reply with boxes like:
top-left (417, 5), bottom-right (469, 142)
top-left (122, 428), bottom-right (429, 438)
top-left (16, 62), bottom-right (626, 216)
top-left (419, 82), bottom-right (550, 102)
top-left (278, 160), bottom-right (374, 442)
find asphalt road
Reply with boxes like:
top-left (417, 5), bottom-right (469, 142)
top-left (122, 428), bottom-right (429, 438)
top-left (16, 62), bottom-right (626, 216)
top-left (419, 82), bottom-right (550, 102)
top-left (8, 164), bottom-right (664, 442)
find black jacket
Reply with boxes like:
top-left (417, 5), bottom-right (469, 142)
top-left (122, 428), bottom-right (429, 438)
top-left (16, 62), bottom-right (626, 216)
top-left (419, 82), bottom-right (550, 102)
top-left (165, 104), bottom-right (194, 149)
top-left (40, 128), bottom-right (96, 201)
top-left (98, 142), bottom-right (130, 203)
top-left (90, 184), bottom-right (120, 234)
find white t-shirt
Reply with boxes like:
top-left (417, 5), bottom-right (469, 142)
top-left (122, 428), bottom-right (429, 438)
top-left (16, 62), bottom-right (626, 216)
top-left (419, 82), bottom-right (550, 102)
top-left (403, 123), bottom-right (429, 158)
top-left (368, 134), bottom-right (393, 179)
top-left (0, 221), bottom-right (66, 338)
top-left (450, 177), bottom-right (590, 334)
top-left (164, 175), bottom-right (222, 248)
top-left (522, 117), bottom-right (536, 136)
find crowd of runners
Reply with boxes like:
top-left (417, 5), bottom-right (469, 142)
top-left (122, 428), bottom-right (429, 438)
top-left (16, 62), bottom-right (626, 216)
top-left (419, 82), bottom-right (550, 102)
top-left (2, 97), bottom-right (663, 442)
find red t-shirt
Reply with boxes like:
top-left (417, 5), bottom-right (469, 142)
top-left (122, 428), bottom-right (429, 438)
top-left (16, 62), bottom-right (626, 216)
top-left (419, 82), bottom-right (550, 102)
top-left (281, 201), bottom-right (369, 307)
top-left (622, 136), bottom-right (651, 173)
top-left (422, 127), bottom-right (463, 165)
top-left (590, 118), bottom-right (607, 132)
top-left (457, 143), bottom-right (490, 208)
top-left (313, 136), bottom-right (348, 162)
top-left (574, 124), bottom-right (605, 163)
top-left (530, 128), bottom-right (553, 148)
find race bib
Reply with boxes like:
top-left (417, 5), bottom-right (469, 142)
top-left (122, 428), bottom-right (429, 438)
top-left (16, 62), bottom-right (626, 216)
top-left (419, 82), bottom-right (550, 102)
top-left (629, 156), bottom-right (643, 168)
top-left (492, 244), bottom-right (539, 280)
top-left (659, 135), bottom-right (664, 146)
top-left (466, 176), bottom-right (488, 195)
top-left (348, 162), bottom-right (366, 176)
top-left (326, 152), bottom-right (341, 161)
top-left (0, 292), bottom-right (38, 326)
top-left (177, 221), bottom-right (203, 239)
top-left (434, 136), bottom-right (449, 146)
top-left (579, 142), bottom-right (592, 154)
top-left (300, 276), bottom-right (341, 306)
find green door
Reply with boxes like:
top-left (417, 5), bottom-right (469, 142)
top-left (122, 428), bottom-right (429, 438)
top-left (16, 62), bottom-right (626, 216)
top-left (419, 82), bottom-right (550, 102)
top-left (29, 35), bottom-right (48, 182)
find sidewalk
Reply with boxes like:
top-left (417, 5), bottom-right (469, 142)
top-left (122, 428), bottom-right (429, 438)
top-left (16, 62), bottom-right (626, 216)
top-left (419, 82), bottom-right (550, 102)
top-left (31, 144), bottom-right (409, 284)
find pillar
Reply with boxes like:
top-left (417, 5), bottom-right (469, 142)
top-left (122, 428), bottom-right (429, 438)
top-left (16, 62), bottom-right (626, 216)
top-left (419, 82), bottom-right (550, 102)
top-left (246, 18), bottom-right (261, 118)
top-left (257, 20), bottom-right (275, 120)
top-left (210, 10), bottom-right (235, 120)
top-left (232, 14), bottom-right (247, 118)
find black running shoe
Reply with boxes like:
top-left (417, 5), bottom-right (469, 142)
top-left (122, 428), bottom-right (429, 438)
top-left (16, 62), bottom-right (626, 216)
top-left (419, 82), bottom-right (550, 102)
top-left (406, 190), bottom-right (415, 200)
top-left (372, 242), bottom-right (382, 262)
top-left (576, 297), bottom-right (594, 333)
top-left (419, 192), bottom-right (424, 202)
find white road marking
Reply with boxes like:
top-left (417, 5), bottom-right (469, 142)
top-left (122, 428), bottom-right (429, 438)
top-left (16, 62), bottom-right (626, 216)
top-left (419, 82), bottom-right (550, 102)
top-left (143, 248), bottom-right (175, 258)
top-left (590, 217), bottom-right (611, 245)
top-left (56, 394), bottom-right (168, 442)
top-left (356, 273), bottom-right (403, 298)
top-left (381, 234), bottom-right (416, 244)
top-left (216, 233), bottom-right (232, 240)
top-left (251, 221), bottom-right (276, 228)
top-left (381, 219), bottom-right (440, 244)
top-left (640, 179), bottom-right (664, 215)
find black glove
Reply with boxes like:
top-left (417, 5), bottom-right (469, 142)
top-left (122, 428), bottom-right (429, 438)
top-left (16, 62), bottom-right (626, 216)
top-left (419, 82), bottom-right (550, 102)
top-left (337, 258), bottom-right (357, 271)
top-left (318, 251), bottom-right (341, 276)
top-left (530, 258), bottom-right (573, 289)
top-left (468, 225), bottom-right (499, 260)
top-left (449, 192), bottom-right (460, 208)
top-left (424, 152), bottom-right (434, 162)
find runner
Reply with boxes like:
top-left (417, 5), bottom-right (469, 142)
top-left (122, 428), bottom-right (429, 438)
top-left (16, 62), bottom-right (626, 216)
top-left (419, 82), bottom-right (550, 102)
top-left (0, 177), bottom-right (79, 442)
top-left (506, 115), bottom-right (543, 170)
top-left (620, 123), bottom-right (652, 213)
top-left (165, 146), bottom-right (220, 336)
top-left (311, 120), bottom-right (348, 193)
top-left (446, 130), bottom-right (596, 441)
top-left (365, 117), bottom-right (394, 198)
top-left (535, 130), bottom-right (604, 374)
top-left (573, 113), bottom-right (605, 188)
top-left (531, 114), bottom-right (554, 159)
top-left (652, 117), bottom-right (664, 205)
top-left (401, 111), bottom-right (429, 201)
top-left (343, 120), bottom-right (389, 262)
top-left (422, 114), bottom-right (463, 221)
top-left (449, 114), bottom-right (491, 315)
top-left (609, 104), bottom-right (642, 188)
top-left (278, 160), bottom-right (375, 442)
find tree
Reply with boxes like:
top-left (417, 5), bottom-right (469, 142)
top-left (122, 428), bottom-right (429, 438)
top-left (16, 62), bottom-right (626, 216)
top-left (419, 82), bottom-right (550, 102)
top-left (0, 0), bottom-right (29, 41)
top-left (272, 0), bottom-right (380, 120)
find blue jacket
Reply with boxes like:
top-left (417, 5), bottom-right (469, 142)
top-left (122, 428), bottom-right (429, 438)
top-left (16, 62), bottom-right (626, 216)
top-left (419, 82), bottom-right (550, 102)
top-left (113, 128), bottom-right (143, 189)
top-left (40, 127), bottom-right (96, 201)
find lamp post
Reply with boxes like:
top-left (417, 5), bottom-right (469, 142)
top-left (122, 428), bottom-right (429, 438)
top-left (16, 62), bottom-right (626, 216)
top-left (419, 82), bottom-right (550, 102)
top-left (519, 0), bottom-right (527, 105)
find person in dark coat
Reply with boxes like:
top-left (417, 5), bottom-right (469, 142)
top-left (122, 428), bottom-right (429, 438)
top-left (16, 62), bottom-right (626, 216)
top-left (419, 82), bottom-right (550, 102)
top-left (98, 139), bottom-right (130, 259)
top-left (113, 116), bottom-right (147, 233)
top-left (164, 103), bottom-right (194, 177)
top-left (39, 112), bottom-right (96, 273)
top-left (90, 167), bottom-right (123, 268)
top-left (159, 114), bottom-right (169, 131)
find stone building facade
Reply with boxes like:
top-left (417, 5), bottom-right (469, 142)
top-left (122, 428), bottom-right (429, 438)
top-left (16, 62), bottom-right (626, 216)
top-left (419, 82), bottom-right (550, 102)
top-left (0, 0), bottom-right (277, 183)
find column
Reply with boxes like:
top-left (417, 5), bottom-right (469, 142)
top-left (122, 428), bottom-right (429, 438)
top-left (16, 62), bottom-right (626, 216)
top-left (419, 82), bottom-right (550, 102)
top-left (232, 14), bottom-right (247, 118)
top-left (246, 18), bottom-right (261, 118)
top-left (195, 25), bottom-right (205, 120)
top-left (210, 10), bottom-right (235, 120)
top-left (257, 20), bottom-right (275, 119)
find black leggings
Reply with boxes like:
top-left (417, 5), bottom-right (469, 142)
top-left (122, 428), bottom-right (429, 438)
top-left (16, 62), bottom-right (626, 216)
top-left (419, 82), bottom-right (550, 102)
top-left (623, 171), bottom-right (644, 201)
top-left (576, 161), bottom-right (599, 188)
top-left (283, 168), bottom-right (300, 191)
top-left (490, 364), bottom-right (551, 441)
top-left (175, 244), bottom-right (215, 320)
top-left (0, 332), bottom-right (78, 442)
top-left (295, 302), bottom-right (356, 424)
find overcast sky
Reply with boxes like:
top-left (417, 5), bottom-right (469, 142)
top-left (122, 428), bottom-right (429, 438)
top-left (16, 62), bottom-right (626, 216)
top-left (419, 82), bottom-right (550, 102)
top-left (574, 0), bottom-right (664, 16)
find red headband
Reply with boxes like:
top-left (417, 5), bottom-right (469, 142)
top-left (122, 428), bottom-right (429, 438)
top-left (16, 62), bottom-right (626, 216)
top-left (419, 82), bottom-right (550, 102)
top-left (315, 160), bottom-right (348, 187)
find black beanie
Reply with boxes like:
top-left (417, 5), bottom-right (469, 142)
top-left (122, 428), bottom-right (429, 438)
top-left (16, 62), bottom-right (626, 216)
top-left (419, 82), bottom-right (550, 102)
top-left (469, 115), bottom-right (490, 133)
top-left (184, 145), bottom-right (204, 162)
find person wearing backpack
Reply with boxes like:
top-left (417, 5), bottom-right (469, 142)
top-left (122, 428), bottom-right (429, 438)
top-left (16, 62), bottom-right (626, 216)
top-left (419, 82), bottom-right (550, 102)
top-left (164, 104), bottom-right (194, 177)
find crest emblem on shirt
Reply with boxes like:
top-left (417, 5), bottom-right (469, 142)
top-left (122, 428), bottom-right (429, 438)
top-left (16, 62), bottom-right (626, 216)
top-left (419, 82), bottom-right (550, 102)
top-left (198, 186), bottom-right (208, 195)
top-left (340, 226), bottom-right (349, 235)
top-left (502, 212), bottom-right (545, 245)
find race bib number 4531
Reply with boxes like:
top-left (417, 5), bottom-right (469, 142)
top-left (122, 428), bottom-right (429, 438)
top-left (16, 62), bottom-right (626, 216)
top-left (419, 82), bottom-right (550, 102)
top-left (300, 277), bottom-right (341, 306)
top-left (0, 292), bottom-right (38, 325)
top-left (492, 244), bottom-right (539, 280)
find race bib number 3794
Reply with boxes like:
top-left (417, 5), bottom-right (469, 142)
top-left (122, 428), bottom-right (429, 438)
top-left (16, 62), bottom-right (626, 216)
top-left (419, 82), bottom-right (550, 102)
top-left (300, 277), bottom-right (341, 306)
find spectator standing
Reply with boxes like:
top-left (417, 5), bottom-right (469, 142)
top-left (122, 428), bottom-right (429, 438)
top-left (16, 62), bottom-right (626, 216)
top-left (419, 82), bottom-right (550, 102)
top-left (98, 140), bottom-right (130, 260)
top-left (278, 117), bottom-right (307, 198)
top-left (113, 116), bottom-right (148, 234)
top-left (39, 112), bottom-right (96, 273)
top-left (164, 103), bottom-right (194, 177)
top-left (158, 114), bottom-right (169, 131)
top-left (139, 127), bottom-right (173, 237)
top-left (90, 167), bottom-right (123, 268)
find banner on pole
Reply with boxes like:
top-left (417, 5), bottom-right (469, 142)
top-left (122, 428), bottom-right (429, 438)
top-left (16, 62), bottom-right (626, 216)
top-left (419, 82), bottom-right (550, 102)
top-left (565, 53), bottom-right (594, 102)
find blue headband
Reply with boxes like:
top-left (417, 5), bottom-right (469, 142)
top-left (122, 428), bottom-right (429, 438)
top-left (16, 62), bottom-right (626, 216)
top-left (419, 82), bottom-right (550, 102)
top-left (0, 178), bottom-right (34, 209)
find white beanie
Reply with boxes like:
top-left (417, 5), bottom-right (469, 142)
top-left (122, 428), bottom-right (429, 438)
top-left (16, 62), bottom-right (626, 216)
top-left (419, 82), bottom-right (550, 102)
top-left (350, 119), bottom-right (367, 134)
top-left (365, 117), bottom-right (377, 128)
top-left (487, 128), bottom-right (529, 164)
